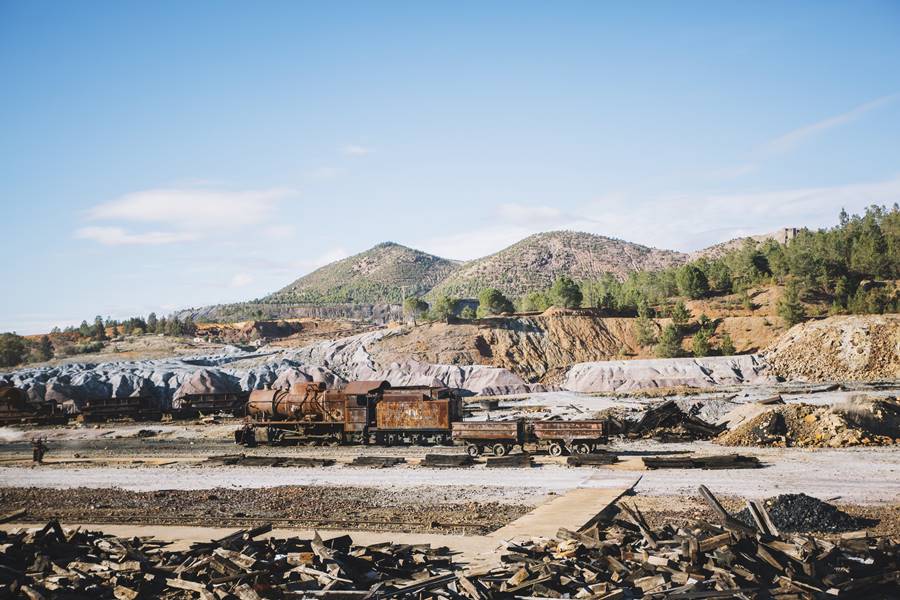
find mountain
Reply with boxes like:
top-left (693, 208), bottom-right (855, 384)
top-left (426, 231), bottom-right (688, 300)
top-left (184, 228), bottom-right (795, 322)
top-left (689, 228), bottom-right (800, 261)
top-left (264, 242), bottom-right (460, 305)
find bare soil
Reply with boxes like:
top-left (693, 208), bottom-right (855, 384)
top-left (0, 485), bottom-right (528, 535)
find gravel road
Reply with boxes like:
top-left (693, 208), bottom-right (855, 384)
top-left (2, 441), bottom-right (897, 504)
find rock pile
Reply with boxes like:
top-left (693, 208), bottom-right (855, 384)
top-left (735, 493), bottom-right (877, 533)
top-left (764, 314), bottom-right (900, 382)
top-left (717, 398), bottom-right (899, 448)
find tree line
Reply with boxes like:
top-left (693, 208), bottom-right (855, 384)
top-left (401, 206), bottom-right (898, 356)
top-left (0, 312), bottom-right (199, 368)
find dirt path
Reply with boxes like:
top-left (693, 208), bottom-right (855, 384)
top-left (2, 442), bottom-right (897, 504)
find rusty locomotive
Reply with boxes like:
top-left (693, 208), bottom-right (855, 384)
top-left (236, 379), bottom-right (608, 454)
top-left (238, 380), bottom-right (463, 446)
top-left (2, 379), bottom-right (608, 455)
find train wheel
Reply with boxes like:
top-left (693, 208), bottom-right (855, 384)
top-left (492, 443), bottom-right (508, 457)
top-left (574, 443), bottom-right (591, 455)
top-left (466, 444), bottom-right (481, 457)
top-left (549, 443), bottom-right (564, 457)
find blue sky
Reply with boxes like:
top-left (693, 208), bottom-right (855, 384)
top-left (2, 1), bottom-right (899, 333)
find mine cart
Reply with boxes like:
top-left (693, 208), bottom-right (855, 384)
top-left (0, 385), bottom-right (65, 425)
top-left (78, 395), bottom-right (162, 422)
top-left (531, 420), bottom-right (608, 456)
top-left (451, 420), bottom-right (525, 456)
top-left (173, 391), bottom-right (249, 418)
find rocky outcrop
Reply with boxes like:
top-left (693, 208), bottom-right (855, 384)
top-left (372, 312), bottom-right (657, 383)
top-left (173, 369), bottom-right (239, 400)
top-left (563, 355), bottom-right (773, 392)
top-left (764, 315), bottom-right (900, 382)
top-left (291, 330), bottom-right (529, 395)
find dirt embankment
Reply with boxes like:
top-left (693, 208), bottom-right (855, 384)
top-left (373, 310), bottom-right (782, 383)
top-left (197, 318), bottom-right (378, 347)
top-left (763, 314), bottom-right (900, 382)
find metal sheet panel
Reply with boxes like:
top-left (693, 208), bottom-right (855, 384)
top-left (451, 420), bottom-right (521, 441)
top-left (532, 420), bottom-right (607, 440)
top-left (376, 399), bottom-right (451, 430)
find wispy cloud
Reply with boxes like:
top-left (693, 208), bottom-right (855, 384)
top-left (416, 177), bottom-right (900, 259)
top-left (77, 186), bottom-right (295, 246)
top-left (304, 247), bottom-right (350, 270)
top-left (303, 166), bottom-right (343, 180)
top-left (764, 93), bottom-right (899, 154)
top-left (495, 203), bottom-right (565, 226)
top-left (229, 273), bottom-right (254, 287)
top-left (705, 163), bottom-right (758, 180)
top-left (341, 144), bottom-right (372, 156)
top-left (75, 226), bottom-right (199, 246)
top-left (583, 176), bottom-right (900, 251)
top-left (494, 203), bottom-right (600, 228)
top-left (87, 187), bottom-right (291, 228)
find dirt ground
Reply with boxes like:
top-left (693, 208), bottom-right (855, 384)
top-left (2, 384), bottom-right (898, 545)
top-left (0, 485), bottom-right (528, 535)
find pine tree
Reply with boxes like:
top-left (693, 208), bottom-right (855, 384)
top-left (550, 276), bottom-right (583, 308)
top-left (147, 312), bottom-right (158, 333)
top-left (183, 316), bottom-right (197, 336)
top-left (692, 330), bottom-right (711, 357)
top-left (655, 324), bottom-right (681, 358)
top-left (777, 279), bottom-right (807, 326)
top-left (670, 301), bottom-right (691, 332)
top-left (93, 316), bottom-right (108, 341)
top-left (719, 333), bottom-right (736, 356)
top-left (676, 264), bottom-right (709, 299)
top-left (477, 288), bottom-right (514, 316)
top-left (37, 335), bottom-right (53, 361)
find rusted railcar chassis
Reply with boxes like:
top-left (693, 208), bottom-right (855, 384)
top-left (236, 421), bottom-right (455, 447)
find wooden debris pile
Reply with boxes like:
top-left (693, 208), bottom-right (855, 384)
top-left (642, 453), bottom-right (762, 470)
top-left (0, 521), bottom-right (459, 599)
top-left (627, 400), bottom-right (725, 441)
top-left (349, 456), bottom-right (407, 468)
top-left (202, 455), bottom-right (335, 468)
top-left (474, 485), bottom-right (898, 599)
top-left (419, 454), bottom-right (474, 468)
top-left (566, 452), bottom-right (619, 467)
top-left (485, 454), bottom-right (533, 468)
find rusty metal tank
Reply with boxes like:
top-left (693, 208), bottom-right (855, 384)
top-left (246, 382), bottom-right (344, 422)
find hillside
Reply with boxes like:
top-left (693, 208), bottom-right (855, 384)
top-left (427, 231), bottom-right (687, 300)
top-left (764, 314), bottom-right (900, 381)
top-left (264, 242), bottom-right (460, 305)
top-left (690, 228), bottom-right (800, 261)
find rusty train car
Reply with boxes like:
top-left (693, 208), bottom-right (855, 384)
top-left (0, 385), bottom-right (65, 426)
top-left (238, 380), bottom-right (463, 446)
top-left (0, 383), bottom-right (249, 424)
top-left (451, 419), bottom-right (608, 457)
